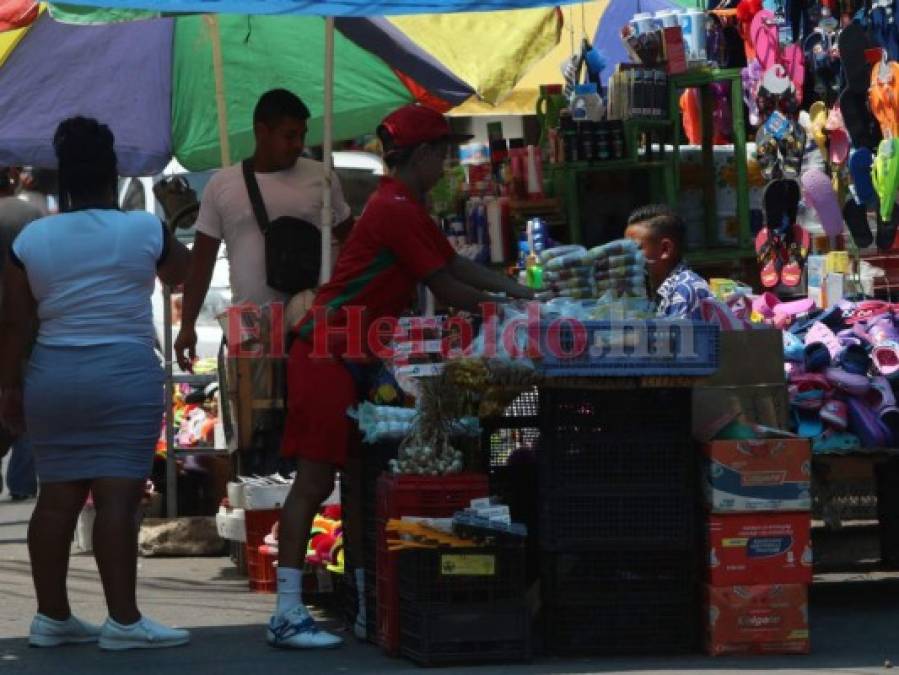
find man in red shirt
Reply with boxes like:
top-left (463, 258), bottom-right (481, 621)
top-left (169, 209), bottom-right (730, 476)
top-left (268, 105), bottom-right (533, 649)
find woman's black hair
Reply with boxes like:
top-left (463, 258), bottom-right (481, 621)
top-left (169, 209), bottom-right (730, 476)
top-left (53, 116), bottom-right (118, 212)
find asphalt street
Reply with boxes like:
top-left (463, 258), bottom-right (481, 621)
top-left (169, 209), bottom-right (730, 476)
top-left (1, 454), bottom-right (898, 674)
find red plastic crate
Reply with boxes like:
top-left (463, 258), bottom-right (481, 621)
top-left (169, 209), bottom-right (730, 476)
top-left (248, 543), bottom-right (278, 593)
top-left (245, 509), bottom-right (280, 593)
top-left (375, 473), bottom-right (489, 656)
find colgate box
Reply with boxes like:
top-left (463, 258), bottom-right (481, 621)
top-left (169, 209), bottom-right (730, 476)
top-left (708, 513), bottom-right (812, 585)
top-left (706, 584), bottom-right (810, 656)
top-left (703, 439), bottom-right (811, 512)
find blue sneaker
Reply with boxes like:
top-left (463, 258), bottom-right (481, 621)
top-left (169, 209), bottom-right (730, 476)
top-left (267, 607), bottom-right (343, 649)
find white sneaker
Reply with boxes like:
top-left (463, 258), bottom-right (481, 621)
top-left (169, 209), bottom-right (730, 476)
top-left (267, 606), bottom-right (343, 649)
top-left (98, 616), bottom-right (190, 651)
top-left (29, 613), bottom-right (102, 647)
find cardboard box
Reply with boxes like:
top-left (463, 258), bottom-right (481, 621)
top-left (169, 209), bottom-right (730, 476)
top-left (706, 584), bottom-right (809, 656)
top-left (703, 439), bottom-right (811, 512)
top-left (708, 513), bottom-right (812, 585)
top-left (693, 330), bottom-right (788, 440)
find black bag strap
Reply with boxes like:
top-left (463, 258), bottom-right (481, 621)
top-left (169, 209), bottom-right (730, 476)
top-left (242, 158), bottom-right (270, 234)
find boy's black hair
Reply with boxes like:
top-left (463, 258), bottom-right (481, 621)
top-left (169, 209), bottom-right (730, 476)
top-left (253, 89), bottom-right (310, 127)
top-left (627, 204), bottom-right (685, 248)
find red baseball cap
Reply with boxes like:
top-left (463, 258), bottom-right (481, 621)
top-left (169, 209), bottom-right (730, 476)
top-left (379, 104), bottom-right (473, 149)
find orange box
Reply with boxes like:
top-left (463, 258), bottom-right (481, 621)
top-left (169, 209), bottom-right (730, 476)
top-left (706, 584), bottom-right (810, 656)
top-left (708, 513), bottom-right (812, 585)
top-left (703, 439), bottom-right (811, 513)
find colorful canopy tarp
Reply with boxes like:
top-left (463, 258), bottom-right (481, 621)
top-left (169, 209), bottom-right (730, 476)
top-left (28, 0), bottom-right (584, 16)
top-left (0, 7), bottom-right (561, 173)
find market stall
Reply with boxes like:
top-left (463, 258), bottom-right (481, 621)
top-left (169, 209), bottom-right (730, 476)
top-left (5, 0), bottom-right (899, 664)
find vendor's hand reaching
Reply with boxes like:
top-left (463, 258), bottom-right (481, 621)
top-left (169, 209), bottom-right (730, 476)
top-left (174, 324), bottom-right (198, 372)
top-left (0, 387), bottom-right (25, 435)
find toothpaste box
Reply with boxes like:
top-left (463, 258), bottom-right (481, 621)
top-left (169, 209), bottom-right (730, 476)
top-left (703, 439), bottom-right (811, 512)
top-left (707, 513), bottom-right (812, 585)
top-left (705, 584), bottom-right (810, 656)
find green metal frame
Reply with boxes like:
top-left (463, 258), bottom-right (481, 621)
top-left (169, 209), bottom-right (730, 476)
top-left (551, 119), bottom-right (677, 244)
top-left (669, 68), bottom-right (752, 263)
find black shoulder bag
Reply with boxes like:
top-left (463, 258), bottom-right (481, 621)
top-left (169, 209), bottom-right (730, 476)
top-left (242, 159), bottom-right (322, 294)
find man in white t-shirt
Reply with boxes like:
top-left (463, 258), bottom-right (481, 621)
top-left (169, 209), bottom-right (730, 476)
top-left (174, 89), bottom-right (353, 369)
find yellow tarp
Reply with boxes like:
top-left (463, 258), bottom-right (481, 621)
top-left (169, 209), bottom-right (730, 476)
top-left (449, 0), bottom-right (608, 116)
top-left (390, 6), bottom-right (561, 107)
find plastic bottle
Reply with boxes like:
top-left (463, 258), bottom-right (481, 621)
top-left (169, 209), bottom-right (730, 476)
top-left (485, 197), bottom-right (505, 263)
top-left (526, 145), bottom-right (544, 199)
top-left (508, 139), bottom-right (528, 199)
top-left (570, 83), bottom-right (604, 123)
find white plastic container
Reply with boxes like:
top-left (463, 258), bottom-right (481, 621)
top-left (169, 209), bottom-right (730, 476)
top-left (243, 482), bottom-right (292, 511)
top-left (630, 11), bottom-right (657, 35)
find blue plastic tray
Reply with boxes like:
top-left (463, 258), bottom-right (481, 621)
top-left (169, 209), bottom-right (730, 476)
top-left (535, 320), bottom-right (720, 377)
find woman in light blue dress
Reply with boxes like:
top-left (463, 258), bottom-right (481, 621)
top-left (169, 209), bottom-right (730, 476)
top-left (0, 117), bottom-right (192, 650)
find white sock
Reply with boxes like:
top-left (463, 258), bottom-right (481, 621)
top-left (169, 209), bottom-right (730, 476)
top-left (276, 567), bottom-right (304, 616)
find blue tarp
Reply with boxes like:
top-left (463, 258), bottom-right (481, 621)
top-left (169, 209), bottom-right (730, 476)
top-left (0, 14), bottom-right (172, 175)
top-left (50, 0), bottom-right (577, 17)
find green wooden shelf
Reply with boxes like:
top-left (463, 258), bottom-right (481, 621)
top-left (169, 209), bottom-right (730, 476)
top-left (552, 158), bottom-right (671, 173)
top-left (687, 247), bottom-right (756, 265)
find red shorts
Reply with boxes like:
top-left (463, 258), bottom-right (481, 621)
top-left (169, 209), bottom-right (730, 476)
top-left (281, 339), bottom-right (357, 467)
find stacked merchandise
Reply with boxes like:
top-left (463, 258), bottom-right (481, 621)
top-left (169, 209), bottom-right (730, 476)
top-left (748, 295), bottom-right (899, 453)
top-left (217, 476), bottom-right (340, 594)
top-left (375, 473), bottom-right (489, 656)
top-left (538, 386), bottom-right (699, 655)
top-left (702, 437), bottom-right (813, 655)
top-left (531, 239), bottom-right (648, 301)
top-left (391, 503), bottom-right (531, 666)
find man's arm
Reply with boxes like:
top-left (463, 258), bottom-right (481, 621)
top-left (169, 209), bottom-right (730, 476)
top-left (333, 215), bottom-right (354, 243)
top-left (449, 255), bottom-right (534, 300)
top-left (174, 231), bottom-right (220, 371)
top-left (425, 267), bottom-right (503, 314)
top-left (156, 231), bottom-right (191, 287)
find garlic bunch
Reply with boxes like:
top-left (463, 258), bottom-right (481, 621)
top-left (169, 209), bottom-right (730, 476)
top-left (389, 443), bottom-right (464, 476)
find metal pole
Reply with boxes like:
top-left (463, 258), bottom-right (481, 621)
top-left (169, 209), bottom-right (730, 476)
top-left (206, 14), bottom-right (232, 168)
top-left (320, 16), bottom-right (335, 285)
top-left (164, 282), bottom-right (177, 518)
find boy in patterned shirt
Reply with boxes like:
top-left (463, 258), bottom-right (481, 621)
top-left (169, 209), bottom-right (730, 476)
top-left (624, 204), bottom-right (711, 320)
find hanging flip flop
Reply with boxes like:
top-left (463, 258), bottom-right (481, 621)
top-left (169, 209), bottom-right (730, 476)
top-left (848, 146), bottom-right (876, 205)
top-left (802, 167), bottom-right (844, 243)
top-left (839, 89), bottom-right (882, 151)
top-left (782, 223), bottom-right (811, 287)
top-left (876, 205), bottom-right (899, 251)
top-left (782, 43), bottom-right (806, 101)
top-left (843, 198), bottom-right (874, 247)
top-left (755, 124), bottom-right (784, 180)
top-left (839, 22), bottom-right (875, 95)
top-left (872, 137), bottom-right (899, 223)
top-left (780, 121), bottom-right (807, 179)
top-left (807, 100), bottom-right (828, 155)
top-left (824, 105), bottom-right (851, 165)
top-left (751, 10), bottom-right (781, 70)
top-left (755, 227), bottom-right (782, 288)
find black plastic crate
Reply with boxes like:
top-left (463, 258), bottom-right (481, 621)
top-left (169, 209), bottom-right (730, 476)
top-left (539, 387), bottom-right (691, 438)
top-left (400, 600), bottom-right (531, 666)
top-left (538, 432), bottom-right (694, 492)
top-left (341, 566), bottom-right (378, 643)
top-left (542, 595), bottom-right (698, 655)
top-left (541, 550), bottom-right (699, 606)
top-left (398, 547), bottom-right (526, 604)
top-left (484, 426), bottom-right (540, 468)
top-left (539, 491), bottom-right (697, 551)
